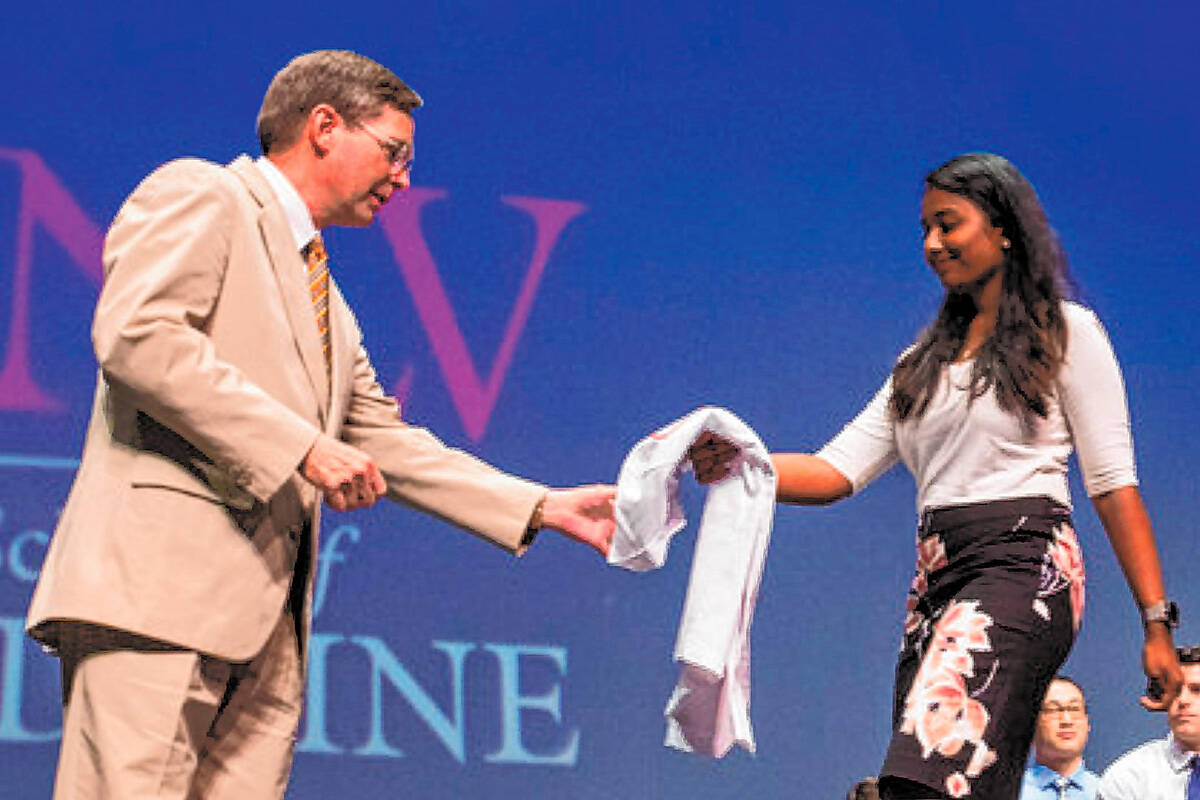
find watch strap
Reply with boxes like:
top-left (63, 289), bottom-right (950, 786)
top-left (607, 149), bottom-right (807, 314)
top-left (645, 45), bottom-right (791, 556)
top-left (1142, 599), bottom-right (1180, 629)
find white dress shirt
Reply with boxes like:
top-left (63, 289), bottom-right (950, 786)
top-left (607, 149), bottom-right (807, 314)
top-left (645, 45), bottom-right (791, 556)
top-left (254, 156), bottom-right (318, 249)
top-left (1098, 733), bottom-right (1195, 800)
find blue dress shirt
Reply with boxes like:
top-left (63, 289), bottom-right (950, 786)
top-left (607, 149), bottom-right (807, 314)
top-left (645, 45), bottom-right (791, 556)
top-left (1020, 762), bottom-right (1100, 800)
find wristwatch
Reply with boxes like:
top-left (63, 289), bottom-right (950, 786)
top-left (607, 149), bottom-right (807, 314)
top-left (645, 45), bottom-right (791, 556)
top-left (1141, 600), bottom-right (1180, 629)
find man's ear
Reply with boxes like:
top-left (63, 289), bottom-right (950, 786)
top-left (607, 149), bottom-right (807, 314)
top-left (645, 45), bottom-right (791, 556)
top-left (306, 103), bottom-right (339, 158)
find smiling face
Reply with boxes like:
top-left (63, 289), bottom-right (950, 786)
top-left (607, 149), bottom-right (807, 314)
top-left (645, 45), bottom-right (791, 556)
top-left (920, 188), bottom-right (1008, 292)
top-left (1169, 663), bottom-right (1200, 752)
top-left (317, 104), bottom-right (414, 228)
top-left (1033, 678), bottom-right (1089, 765)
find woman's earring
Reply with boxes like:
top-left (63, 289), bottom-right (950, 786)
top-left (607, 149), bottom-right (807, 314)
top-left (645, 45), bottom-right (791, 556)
top-left (1001, 238), bottom-right (1011, 250)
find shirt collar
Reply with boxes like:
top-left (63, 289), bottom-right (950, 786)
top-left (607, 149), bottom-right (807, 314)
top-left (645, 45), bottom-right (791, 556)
top-left (1029, 761), bottom-right (1094, 790)
top-left (1168, 732), bottom-right (1197, 772)
top-left (253, 156), bottom-right (318, 250)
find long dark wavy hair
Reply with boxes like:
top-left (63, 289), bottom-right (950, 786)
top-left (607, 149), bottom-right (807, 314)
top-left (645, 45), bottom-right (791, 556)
top-left (890, 153), bottom-right (1072, 426)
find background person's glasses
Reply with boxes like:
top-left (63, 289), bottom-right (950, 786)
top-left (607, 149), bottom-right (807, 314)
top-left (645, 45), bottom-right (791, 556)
top-left (1040, 703), bottom-right (1086, 717)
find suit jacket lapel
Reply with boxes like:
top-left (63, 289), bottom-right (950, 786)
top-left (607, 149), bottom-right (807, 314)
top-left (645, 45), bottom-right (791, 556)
top-left (227, 156), bottom-right (331, 420)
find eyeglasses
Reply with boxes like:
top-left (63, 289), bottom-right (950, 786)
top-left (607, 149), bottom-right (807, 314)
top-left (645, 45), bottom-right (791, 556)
top-left (357, 121), bottom-right (414, 175)
top-left (1040, 703), bottom-right (1086, 717)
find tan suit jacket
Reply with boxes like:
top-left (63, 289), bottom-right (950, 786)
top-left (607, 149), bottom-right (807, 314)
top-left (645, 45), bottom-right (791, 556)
top-left (27, 156), bottom-right (545, 661)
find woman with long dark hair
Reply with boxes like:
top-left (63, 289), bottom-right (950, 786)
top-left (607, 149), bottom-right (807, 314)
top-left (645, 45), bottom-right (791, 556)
top-left (691, 153), bottom-right (1181, 799)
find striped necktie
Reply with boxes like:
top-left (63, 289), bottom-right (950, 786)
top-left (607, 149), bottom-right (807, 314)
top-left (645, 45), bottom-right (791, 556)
top-left (303, 235), bottom-right (331, 370)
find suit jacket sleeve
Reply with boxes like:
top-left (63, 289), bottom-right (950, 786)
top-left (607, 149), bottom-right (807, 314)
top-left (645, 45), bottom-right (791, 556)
top-left (93, 159), bottom-right (320, 502)
top-left (334, 308), bottom-right (546, 554)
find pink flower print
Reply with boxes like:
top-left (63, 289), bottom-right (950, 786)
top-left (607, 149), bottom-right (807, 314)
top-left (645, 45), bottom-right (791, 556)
top-left (923, 643), bottom-right (975, 677)
top-left (931, 600), bottom-right (993, 663)
top-left (945, 772), bottom-right (970, 798)
top-left (911, 570), bottom-right (929, 599)
top-left (903, 535), bottom-right (947, 637)
top-left (904, 571), bottom-right (930, 635)
top-left (965, 740), bottom-right (996, 778)
top-left (1048, 523), bottom-right (1086, 631)
top-left (904, 594), bottom-right (923, 636)
top-left (900, 671), bottom-right (990, 759)
top-left (899, 598), bottom-right (998, 787)
top-left (917, 535), bottom-right (949, 574)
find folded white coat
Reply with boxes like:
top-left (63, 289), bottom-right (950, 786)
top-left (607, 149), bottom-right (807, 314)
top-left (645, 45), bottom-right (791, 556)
top-left (609, 406), bottom-right (776, 757)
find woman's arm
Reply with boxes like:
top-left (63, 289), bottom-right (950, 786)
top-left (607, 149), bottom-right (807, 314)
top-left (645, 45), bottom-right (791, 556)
top-left (688, 436), bottom-right (852, 505)
top-left (1091, 485), bottom-right (1182, 711)
top-left (773, 453), bottom-right (852, 505)
top-left (690, 376), bottom-right (895, 502)
top-left (1059, 307), bottom-right (1182, 710)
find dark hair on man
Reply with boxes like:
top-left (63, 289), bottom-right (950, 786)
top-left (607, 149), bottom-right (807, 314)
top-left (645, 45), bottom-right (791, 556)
top-left (1177, 644), bottom-right (1200, 664)
top-left (257, 50), bottom-right (423, 155)
top-left (890, 153), bottom-right (1073, 426)
top-left (1045, 674), bottom-right (1088, 712)
top-left (845, 777), bottom-right (880, 800)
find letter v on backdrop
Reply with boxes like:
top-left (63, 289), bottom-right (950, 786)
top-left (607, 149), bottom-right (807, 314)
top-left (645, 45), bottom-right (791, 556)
top-left (376, 189), bottom-right (586, 441)
top-left (0, 152), bottom-right (586, 442)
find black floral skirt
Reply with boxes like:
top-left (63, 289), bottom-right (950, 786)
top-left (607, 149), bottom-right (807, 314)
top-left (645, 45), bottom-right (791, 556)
top-left (879, 496), bottom-right (1085, 800)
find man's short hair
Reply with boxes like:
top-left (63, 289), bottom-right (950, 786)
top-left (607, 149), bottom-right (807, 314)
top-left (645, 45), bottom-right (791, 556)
top-left (257, 50), bottom-right (423, 155)
top-left (1043, 674), bottom-right (1087, 712)
top-left (1177, 644), bottom-right (1200, 664)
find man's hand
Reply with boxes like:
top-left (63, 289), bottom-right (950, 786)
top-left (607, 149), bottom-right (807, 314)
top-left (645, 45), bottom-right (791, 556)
top-left (300, 433), bottom-right (387, 512)
top-left (688, 431), bottom-right (739, 484)
top-left (1140, 624), bottom-right (1183, 711)
top-left (539, 485), bottom-right (616, 557)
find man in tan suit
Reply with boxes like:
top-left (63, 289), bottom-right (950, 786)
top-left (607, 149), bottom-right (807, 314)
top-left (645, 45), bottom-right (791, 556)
top-left (26, 50), bottom-right (615, 799)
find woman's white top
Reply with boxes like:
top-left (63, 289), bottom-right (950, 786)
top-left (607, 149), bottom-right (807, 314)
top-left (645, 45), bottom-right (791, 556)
top-left (816, 302), bottom-right (1138, 512)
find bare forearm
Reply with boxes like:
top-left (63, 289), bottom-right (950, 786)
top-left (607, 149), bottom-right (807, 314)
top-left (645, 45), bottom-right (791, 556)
top-left (772, 453), bottom-right (852, 505)
top-left (1091, 486), bottom-right (1166, 608)
top-left (1091, 484), bottom-right (1182, 710)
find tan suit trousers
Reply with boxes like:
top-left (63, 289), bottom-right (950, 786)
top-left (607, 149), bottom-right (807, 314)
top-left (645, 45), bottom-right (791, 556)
top-left (52, 611), bottom-right (302, 799)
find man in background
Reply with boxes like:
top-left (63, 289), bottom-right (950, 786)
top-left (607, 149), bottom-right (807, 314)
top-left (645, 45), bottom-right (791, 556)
top-left (1099, 646), bottom-right (1200, 799)
top-left (1021, 675), bottom-right (1098, 799)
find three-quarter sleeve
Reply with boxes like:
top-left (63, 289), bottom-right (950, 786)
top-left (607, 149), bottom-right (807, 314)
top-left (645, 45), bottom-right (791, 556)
top-left (1058, 305), bottom-right (1139, 496)
top-left (816, 375), bottom-right (900, 493)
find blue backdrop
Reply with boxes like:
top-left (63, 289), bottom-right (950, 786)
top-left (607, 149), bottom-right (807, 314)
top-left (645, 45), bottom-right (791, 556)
top-left (0, 3), bottom-right (1197, 797)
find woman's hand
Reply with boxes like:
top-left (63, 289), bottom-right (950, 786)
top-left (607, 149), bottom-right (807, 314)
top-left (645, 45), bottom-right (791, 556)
top-left (687, 432), bottom-right (739, 484)
top-left (1140, 624), bottom-right (1183, 711)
